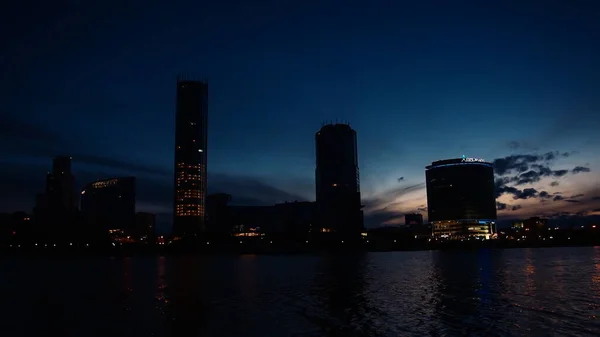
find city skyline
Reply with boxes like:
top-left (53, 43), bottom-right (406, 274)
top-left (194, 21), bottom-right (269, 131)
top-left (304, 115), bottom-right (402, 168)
top-left (1, 1), bottom-right (599, 232)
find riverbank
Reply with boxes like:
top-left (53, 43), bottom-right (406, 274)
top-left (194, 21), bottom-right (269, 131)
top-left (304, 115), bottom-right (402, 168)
top-left (1, 237), bottom-right (599, 257)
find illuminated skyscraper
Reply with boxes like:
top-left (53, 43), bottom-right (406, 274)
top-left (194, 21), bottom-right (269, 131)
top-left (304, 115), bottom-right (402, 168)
top-left (315, 123), bottom-right (363, 236)
top-left (425, 157), bottom-right (497, 239)
top-left (173, 77), bottom-right (208, 237)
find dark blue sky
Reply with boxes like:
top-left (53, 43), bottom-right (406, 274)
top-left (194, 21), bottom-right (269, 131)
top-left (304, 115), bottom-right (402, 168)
top-left (1, 0), bottom-right (599, 231)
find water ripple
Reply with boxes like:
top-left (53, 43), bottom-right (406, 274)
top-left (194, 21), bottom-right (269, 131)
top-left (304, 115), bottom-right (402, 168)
top-left (1, 247), bottom-right (600, 336)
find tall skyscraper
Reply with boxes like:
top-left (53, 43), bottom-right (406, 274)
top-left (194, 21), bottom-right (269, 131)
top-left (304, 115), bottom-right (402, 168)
top-left (173, 77), bottom-right (208, 237)
top-left (315, 123), bottom-right (363, 236)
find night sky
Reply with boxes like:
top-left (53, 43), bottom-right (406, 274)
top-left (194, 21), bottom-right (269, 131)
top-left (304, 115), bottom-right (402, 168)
top-left (2, 0), bottom-right (599, 233)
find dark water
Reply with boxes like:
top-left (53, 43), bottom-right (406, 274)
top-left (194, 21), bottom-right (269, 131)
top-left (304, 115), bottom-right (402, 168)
top-left (1, 247), bottom-right (600, 337)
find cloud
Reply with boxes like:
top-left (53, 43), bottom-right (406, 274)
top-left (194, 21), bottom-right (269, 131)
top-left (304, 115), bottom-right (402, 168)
top-left (513, 188), bottom-right (538, 200)
top-left (550, 193), bottom-right (585, 203)
top-left (0, 115), bottom-right (310, 211)
top-left (572, 166), bottom-right (591, 174)
top-left (0, 157), bottom-right (308, 218)
top-left (362, 182), bottom-right (426, 227)
top-left (210, 173), bottom-right (308, 206)
top-left (0, 116), bottom-right (171, 178)
top-left (363, 183), bottom-right (425, 207)
top-left (492, 151), bottom-right (571, 176)
top-left (493, 152), bottom-right (591, 202)
top-left (539, 191), bottom-right (551, 199)
top-left (496, 201), bottom-right (522, 212)
top-left (363, 209), bottom-right (403, 228)
top-left (506, 141), bottom-right (540, 151)
top-left (507, 165), bottom-right (568, 186)
top-left (73, 155), bottom-right (171, 177)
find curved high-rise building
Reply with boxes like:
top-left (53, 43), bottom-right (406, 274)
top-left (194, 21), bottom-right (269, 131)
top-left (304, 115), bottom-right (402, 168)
top-left (315, 123), bottom-right (363, 236)
top-left (173, 78), bottom-right (208, 237)
top-left (425, 157), bottom-right (497, 239)
top-left (81, 177), bottom-right (136, 240)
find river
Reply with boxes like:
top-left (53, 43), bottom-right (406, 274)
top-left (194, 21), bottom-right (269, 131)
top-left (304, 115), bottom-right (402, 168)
top-left (1, 247), bottom-right (599, 336)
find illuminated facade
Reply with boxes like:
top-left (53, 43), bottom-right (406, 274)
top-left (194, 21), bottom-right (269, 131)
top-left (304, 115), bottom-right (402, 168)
top-left (173, 78), bottom-right (208, 237)
top-left (81, 177), bottom-right (136, 239)
top-left (315, 123), bottom-right (363, 236)
top-left (425, 157), bottom-right (497, 239)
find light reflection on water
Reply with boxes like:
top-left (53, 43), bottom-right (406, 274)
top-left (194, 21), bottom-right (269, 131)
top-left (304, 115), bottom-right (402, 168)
top-left (1, 247), bottom-right (600, 336)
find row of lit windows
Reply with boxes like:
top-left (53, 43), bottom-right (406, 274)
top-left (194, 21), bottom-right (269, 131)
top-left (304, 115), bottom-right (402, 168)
top-left (176, 190), bottom-right (202, 194)
top-left (176, 177), bottom-right (199, 182)
top-left (176, 180), bottom-right (201, 185)
top-left (176, 163), bottom-right (204, 169)
top-left (175, 213), bottom-right (205, 217)
top-left (177, 184), bottom-right (206, 188)
top-left (91, 179), bottom-right (119, 189)
top-left (176, 191), bottom-right (202, 196)
top-left (177, 171), bottom-right (202, 176)
top-left (176, 203), bottom-right (203, 208)
top-left (176, 182), bottom-right (205, 186)
top-left (176, 188), bottom-right (201, 192)
top-left (176, 172), bottom-right (201, 178)
top-left (176, 176), bottom-right (201, 181)
top-left (175, 211), bottom-right (205, 215)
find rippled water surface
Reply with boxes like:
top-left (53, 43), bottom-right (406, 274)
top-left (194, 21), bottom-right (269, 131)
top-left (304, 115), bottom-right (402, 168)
top-left (2, 247), bottom-right (600, 336)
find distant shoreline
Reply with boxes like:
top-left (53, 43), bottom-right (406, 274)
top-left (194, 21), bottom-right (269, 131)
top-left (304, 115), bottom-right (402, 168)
top-left (1, 239), bottom-right (598, 257)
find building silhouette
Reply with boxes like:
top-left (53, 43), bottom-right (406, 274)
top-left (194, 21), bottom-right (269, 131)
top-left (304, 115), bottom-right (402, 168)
top-left (0, 212), bottom-right (30, 243)
top-left (173, 78), bottom-right (208, 238)
top-left (272, 201), bottom-right (316, 238)
top-left (315, 123), bottom-right (364, 237)
top-left (405, 213), bottom-right (424, 226)
top-left (33, 156), bottom-right (78, 240)
top-left (405, 213), bottom-right (430, 238)
top-left (206, 193), bottom-right (232, 235)
top-left (425, 157), bottom-right (497, 239)
top-left (81, 177), bottom-right (136, 241)
top-left (135, 212), bottom-right (156, 242)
